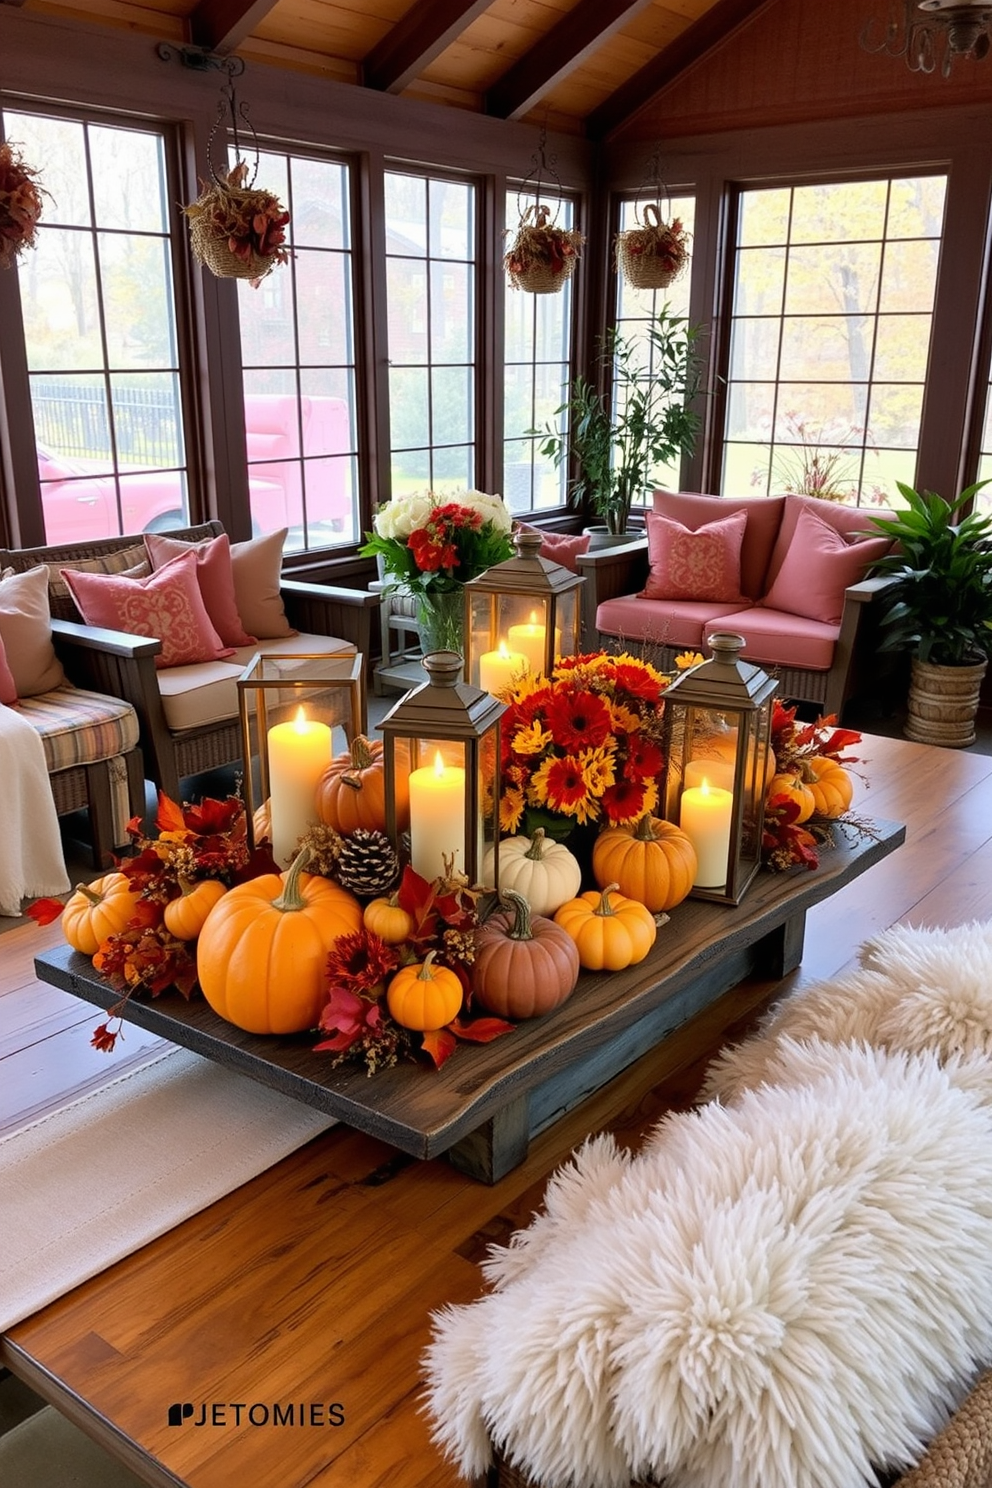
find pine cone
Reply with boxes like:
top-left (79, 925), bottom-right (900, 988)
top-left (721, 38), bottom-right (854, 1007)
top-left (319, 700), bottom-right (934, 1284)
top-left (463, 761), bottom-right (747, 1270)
top-left (332, 829), bottom-right (400, 896)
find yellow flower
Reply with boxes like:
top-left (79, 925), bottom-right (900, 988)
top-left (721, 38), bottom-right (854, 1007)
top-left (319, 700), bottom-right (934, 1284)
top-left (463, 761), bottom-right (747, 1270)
top-left (580, 745), bottom-right (616, 798)
top-left (675, 650), bottom-right (705, 670)
top-left (608, 700), bottom-right (643, 734)
top-left (511, 720), bottom-right (553, 755)
top-left (499, 786), bottom-right (525, 834)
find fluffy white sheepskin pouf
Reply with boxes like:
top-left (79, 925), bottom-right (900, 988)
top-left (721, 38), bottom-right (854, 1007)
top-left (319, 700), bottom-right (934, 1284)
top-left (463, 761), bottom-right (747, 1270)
top-left (423, 1043), bottom-right (992, 1488)
top-left (702, 918), bottom-right (992, 1104)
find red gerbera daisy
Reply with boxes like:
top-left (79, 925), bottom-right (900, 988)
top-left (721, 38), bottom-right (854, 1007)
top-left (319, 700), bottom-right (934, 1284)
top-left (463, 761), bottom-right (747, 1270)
top-left (544, 688), bottom-right (612, 752)
top-left (600, 778), bottom-right (648, 825)
top-left (624, 737), bottom-right (664, 778)
top-left (539, 755), bottom-right (591, 813)
top-left (611, 660), bottom-right (664, 702)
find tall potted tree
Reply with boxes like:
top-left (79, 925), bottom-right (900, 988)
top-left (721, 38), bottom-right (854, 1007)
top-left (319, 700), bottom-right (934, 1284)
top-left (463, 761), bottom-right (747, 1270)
top-left (866, 480), bottom-right (992, 748)
top-left (537, 308), bottom-right (705, 545)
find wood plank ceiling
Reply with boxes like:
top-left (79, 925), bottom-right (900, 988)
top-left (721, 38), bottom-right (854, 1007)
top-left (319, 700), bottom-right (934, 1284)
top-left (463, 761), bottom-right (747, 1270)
top-left (5, 0), bottom-right (773, 138)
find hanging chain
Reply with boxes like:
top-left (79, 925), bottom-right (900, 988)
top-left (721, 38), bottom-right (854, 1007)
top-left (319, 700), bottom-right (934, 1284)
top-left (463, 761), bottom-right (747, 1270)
top-left (516, 123), bottom-right (564, 226)
top-left (203, 61), bottom-right (261, 188)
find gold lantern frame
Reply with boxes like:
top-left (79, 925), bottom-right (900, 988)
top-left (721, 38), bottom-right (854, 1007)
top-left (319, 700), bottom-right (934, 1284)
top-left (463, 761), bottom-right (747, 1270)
top-left (378, 651), bottom-right (505, 888)
top-left (660, 632), bottom-right (777, 905)
top-left (462, 528), bottom-right (585, 694)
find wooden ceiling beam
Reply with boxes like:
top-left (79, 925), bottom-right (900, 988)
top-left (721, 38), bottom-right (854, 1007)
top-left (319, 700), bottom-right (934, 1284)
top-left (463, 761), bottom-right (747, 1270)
top-left (188, 0), bottom-right (280, 55)
top-left (485, 0), bottom-right (655, 121)
top-left (363, 0), bottom-right (492, 94)
top-left (586, 0), bottom-right (776, 141)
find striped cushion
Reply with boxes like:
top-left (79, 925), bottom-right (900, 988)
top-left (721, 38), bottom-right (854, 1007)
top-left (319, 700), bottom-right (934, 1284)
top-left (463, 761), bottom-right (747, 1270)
top-left (16, 686), bottom-right (140, 775)
top-left (45, 544), bottom-right (149, 612)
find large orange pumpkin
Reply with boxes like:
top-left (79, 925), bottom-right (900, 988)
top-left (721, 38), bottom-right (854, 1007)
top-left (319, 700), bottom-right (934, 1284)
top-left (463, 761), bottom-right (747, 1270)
top-left (315, 735), bottom-right (410, 835)
top-left (592, 815), bottom-right (697, 913)
top-left (807, 756), bottom-right (855, 818)
top-left (196, 848), bottom-right (363, 1033)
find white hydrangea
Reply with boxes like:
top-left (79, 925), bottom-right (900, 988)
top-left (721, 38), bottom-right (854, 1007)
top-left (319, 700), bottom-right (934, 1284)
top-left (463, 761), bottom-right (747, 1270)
top-left (372, 489), bottom-right (437, 540)
top-left (451, 488), bottom-right (513, 534)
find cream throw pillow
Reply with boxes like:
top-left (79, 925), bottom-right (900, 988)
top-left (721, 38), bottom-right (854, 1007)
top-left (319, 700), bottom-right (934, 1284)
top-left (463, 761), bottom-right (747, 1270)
top-left (0, 566), bottom-right (66, 697)
top-left (230, 528), bottom-right (296, 639)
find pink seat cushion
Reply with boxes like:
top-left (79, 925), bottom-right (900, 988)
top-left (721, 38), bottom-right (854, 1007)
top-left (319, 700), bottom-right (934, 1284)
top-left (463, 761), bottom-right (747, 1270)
top-left (596, 595), bottom-right (750, 650)
top-left (62, 551), bottom-right (236, 669)
top-left (652, 491), bottom-right (785, 599)
top-left (0, 631), bottom-right (17, 705)
top-left (762, 505), bottom-right (893, 625)
top-left (642, 508), bottom-right (747, 602)
top-left (718, 605), bottom-right (839, 672)
top-left (144, 531), bottom-right (257, 648)
top-left (515, 524), bottom-right (591, 573)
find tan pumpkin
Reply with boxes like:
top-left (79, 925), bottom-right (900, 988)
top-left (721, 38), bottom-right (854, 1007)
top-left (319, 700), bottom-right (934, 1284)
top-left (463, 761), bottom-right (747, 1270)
top-left (196, 848), bottom-right (363, 1034)
top-left (472, 890), bottom-right (580, 1019)
top-left (592, 815), bottom-right (697, 913)
top-left (253, 798), bottom-right (271, 842)
top-left (62, 872), bottom-right (143, 956)
top-left (553, 882), bottom-right (656, 972)
top-left (163, 878), bottom-right (227, 941)
top-left (315, 735), bottom-right (410, 836)
top-left (806, 756), bottom-right (855, 818)
top-left (481, 828), bottom-right (582, 917)
top-left (363, 893), bottom-right (414, 945)
top-left (766, 770), bottom-right (816, 824)
top-left (386, 950), bottom-right (463, 1031)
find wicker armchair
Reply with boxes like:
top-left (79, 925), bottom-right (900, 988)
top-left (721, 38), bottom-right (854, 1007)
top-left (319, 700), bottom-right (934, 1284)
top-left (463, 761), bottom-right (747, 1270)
top-left (0, 522), bottom-right (379, 804)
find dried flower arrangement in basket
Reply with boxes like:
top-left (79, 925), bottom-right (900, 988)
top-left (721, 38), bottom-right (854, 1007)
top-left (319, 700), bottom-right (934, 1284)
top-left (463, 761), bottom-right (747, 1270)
top-left (186, 160), bottom-right (290, 287)
top-left (615, 203), bottom-right (690, 291)
top-left (504, 203), bottom-right (584, 295)
top-left (0, 141), bottom-right (46, 270)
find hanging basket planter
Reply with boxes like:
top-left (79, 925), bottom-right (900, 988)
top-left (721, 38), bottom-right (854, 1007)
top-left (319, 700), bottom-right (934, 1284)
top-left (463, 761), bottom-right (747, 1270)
top-left (186, 161), bottom-right (290, 286)
top-left (615, 203), bottom-right (690, 291)
top-left (0, 141), bottom-right (46, 271)
top-left (504, 204), bottom-right (584, 296)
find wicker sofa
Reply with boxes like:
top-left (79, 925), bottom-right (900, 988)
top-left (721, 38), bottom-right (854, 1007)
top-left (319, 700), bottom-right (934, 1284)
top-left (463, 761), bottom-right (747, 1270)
top-left (0, 521), bottom-right (378, 804)
top-left (576, 490), bottom-right (896, 721)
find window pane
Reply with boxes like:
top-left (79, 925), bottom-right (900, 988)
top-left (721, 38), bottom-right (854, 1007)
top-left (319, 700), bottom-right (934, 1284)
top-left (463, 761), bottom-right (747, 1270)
top-left (432, 366), bottom-right (472, 445)
top-left (90, 127), bottom-right (168, 232)
top-left (784, 244), bottom-right (881, 315)
top-left (729, 317), bottom-right (780, 381)
top-left (23, 228), bottom-right (103, 370)
top-left (100, 231), bottom-right (177, 368)
top-left (733, 246), bottom-right (786, 316)
top-left (389, 367), bottom-right (430, 452)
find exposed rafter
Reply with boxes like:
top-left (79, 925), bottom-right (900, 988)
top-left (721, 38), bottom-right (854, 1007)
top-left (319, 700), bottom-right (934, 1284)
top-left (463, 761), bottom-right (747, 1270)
top-left (485, 0), bottom-right (655, 121)
top-left (586, 0), bottom-right (775, 141)
top-left (363, 0), bottom-right (492, 94)
top-left (188, 0), bottom-right (280, 55)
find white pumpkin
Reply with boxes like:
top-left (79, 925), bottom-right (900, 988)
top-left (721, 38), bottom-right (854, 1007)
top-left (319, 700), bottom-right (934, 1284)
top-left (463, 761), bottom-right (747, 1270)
top-left (482, 829), bottom-right (583, 917)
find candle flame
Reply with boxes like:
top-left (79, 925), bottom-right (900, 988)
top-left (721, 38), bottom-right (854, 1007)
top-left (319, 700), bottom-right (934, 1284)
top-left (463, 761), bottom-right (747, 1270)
top-left (433, 749), bottom-right (446, 777)
top-left (293, 706), bottom-right (308, 732)
top-left (529, 609), bottom-right (539, 625)
top-left (497, 640), bottom-right (511, 659)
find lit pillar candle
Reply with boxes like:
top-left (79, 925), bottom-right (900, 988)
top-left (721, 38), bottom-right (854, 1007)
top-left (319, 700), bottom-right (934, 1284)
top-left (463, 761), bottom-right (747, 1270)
top-left (684, 758), bottom-right (736, 793)
top-left (267, 708), bottom-right (332, 867)
top-left (409, 750), bottom-right (466, 881)
top-left (679, 782), bottom-right (733, 889)
top-left (506, 611), bottom-right (547, 675)
top-left (479, 641), bottom-right (528, 696)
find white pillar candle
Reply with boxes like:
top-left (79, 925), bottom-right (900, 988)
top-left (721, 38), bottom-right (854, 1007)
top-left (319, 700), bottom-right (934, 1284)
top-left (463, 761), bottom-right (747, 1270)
top-left (479, 641), bottom-right (528, 696)
top-left (506, 612), bottom-right (547, 675)
top-left (268, 709), bottom-right (332, 867)
top-left (409, 750), bottom-right (466, 881)
top-left (679, 782), bottom-right (734, 889)
top-left (684, 758), bottom-right (736, 793)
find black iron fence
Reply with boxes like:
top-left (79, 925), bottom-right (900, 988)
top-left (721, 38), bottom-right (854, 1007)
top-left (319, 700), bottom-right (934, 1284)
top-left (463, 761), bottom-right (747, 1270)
top-left (32, 380), bottom-right (181, 465)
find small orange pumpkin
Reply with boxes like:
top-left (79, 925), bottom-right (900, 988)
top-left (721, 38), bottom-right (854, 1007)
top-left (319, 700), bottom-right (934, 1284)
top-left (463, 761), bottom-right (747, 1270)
top-left (553, 882), bottom-right (657, 971)
top-left (767, 770), bottom-right (816, 823)
top-left (315, 735), bottom-right (410, 836)
top-left (386, 950), bottom-right (463, 1031)
top-left (62, 872), bottom-right (143, 956)
top-left (163, 878), bottom-right (227, 941)
top-left (363, 893), bottom-right (414, 945)
top-left (807, 756), bottom-right (855, 818)
top-left (592, 815), bottom-right (697, 913)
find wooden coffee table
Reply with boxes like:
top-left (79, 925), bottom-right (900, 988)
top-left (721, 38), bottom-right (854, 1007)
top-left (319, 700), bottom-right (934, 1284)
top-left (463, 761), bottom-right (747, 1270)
top-left (34, 816), bottom-right (904, 1183)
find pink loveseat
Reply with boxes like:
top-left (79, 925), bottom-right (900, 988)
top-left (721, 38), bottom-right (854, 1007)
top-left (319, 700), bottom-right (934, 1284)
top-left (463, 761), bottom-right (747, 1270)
top-left (575, 491), bottom-right (896, 720)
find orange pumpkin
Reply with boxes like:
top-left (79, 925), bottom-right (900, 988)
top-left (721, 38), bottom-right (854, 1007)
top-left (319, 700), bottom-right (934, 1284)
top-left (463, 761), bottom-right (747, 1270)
top-left (592, 815), bottom-right (697, 913)
top-left (807, 756), bottom-right (855, 818)
top-left (315, 735), bottom-right (410, 835)
top-left (386, 951), bottom-right (463, 1031)
top-left (163, 878), bottom-right (227, 941)
top-left (196, 848), bottom-right (363, 1033)
top-left (363, 893), bottom-right (414, 945)
top-left (553, 882), bottom-right (656, 971)
top-left (472, 890), bottom-right (580, 1019)
top-left (62, 872), bottom-right (143, 956)
top-left (766, 770), bottom-right (815, 823)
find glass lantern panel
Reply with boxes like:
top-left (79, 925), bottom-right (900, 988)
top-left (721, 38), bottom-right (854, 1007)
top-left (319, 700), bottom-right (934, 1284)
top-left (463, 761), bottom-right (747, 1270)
top-left (554, 590), bottom-right (581, 661)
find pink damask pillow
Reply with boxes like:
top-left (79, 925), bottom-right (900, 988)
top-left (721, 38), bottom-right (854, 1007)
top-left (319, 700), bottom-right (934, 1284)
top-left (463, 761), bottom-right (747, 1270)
top-left (144, 531), bottom-right (256, 648)
top-left (516, 523), bottom-right (591, 574)
top-left (0, 630), bottom-right (18, 705)
top-left (61, 550), bottom-right (236, 670)
top-left (642, 509), bottom-right (747, 602)
top-left (762, 506), bottom-right (892, 625)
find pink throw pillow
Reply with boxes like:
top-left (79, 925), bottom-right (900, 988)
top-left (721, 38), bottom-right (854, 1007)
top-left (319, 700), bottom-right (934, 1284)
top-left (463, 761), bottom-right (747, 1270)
top-left (642, 509), bottom-right (747, 602)
top-left (144, 531), bottom-right (256, 648)
top-left (0, 630), bottom-right (18, 705)
top-left (516, 523), bottom-right (591, 574)
top-left (61, 550), bottom-right (236, 669)
top-left (762, 505), bottom-right (893, 625)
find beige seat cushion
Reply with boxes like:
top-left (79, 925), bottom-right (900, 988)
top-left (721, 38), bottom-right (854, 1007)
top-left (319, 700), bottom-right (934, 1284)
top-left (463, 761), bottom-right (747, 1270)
top-left (157, 632), bottom-right (354, 732)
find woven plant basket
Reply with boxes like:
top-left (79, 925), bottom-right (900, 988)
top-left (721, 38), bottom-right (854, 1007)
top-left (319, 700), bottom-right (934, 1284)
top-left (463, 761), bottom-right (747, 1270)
top-left (616, 202), bottom-right (690, 291)
top-left (504, 203), bottom-right (583, 296)
top-left (186, 164), bottom-right (289, 284)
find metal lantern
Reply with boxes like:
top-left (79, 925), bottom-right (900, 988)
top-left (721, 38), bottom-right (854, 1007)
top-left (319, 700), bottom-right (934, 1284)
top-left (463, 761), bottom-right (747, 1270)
top-left (462, 528), bottom-right (584, 694)
top-left (237, 650), bottom-right (364, 865)
top-left (378, 650), bottom-right (505, 887)
top-left (659, 632), bottom-right (777, 905)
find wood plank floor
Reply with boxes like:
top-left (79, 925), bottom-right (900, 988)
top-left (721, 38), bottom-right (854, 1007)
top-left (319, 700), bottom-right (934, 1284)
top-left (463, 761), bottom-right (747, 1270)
top-left (2, 730), bottom-right (992, 1487)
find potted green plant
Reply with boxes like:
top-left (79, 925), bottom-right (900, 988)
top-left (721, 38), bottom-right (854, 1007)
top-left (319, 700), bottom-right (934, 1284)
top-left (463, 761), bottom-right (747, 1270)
top-left (537, 307), bottom-right (704, 543)
top-left (866, 480), bottom-right (992, 748)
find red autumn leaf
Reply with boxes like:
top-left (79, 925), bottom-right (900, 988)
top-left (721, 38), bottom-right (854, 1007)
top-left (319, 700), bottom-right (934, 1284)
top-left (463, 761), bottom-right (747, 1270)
top-left (420, 1027), bottom-right (458, 1069)
top-left (25, 896), bottom-right (65, 925)
top-left (235, 842), bottom-right (280, 881)
top-left (449, 1016), bottom-right (515, 1043)
top-left (183, 796), bottom-right (244, 836)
